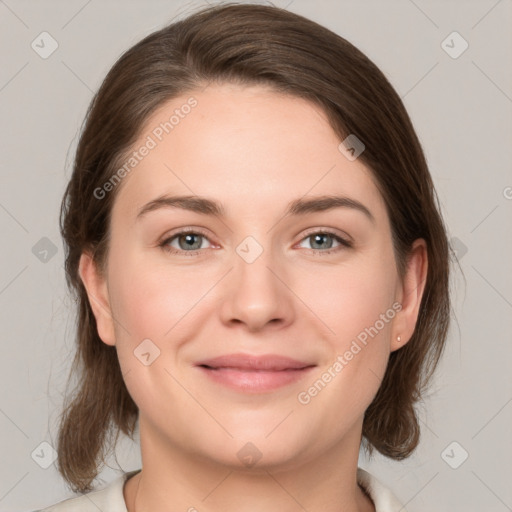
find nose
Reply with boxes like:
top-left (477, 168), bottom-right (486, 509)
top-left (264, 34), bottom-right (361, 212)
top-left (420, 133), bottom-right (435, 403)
top-left (218, 242), bottom-right (295, 332)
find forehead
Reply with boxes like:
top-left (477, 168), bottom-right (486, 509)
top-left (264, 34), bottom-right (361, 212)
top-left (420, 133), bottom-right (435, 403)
top-left (111, 83), bottom-right (386, 223)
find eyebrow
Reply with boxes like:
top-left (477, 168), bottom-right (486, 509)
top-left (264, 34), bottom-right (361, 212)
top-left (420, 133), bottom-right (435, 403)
top-left (136, 194), bottom-right (375, 224)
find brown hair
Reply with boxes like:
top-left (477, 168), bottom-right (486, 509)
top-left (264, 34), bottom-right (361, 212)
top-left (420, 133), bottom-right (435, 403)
top-left (57, 2), bottom-right (453, 493)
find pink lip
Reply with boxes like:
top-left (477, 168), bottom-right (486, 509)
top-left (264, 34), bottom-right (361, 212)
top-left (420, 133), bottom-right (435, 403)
top-left (195, 353), bottom-right (316, 393)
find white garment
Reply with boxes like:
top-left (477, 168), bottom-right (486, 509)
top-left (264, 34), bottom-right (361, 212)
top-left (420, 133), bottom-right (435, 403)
top-left (37, 468), bottom-right (406, 511)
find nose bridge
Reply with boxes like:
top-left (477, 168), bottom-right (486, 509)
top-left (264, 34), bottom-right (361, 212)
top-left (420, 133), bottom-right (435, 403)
top-left (234, 233), bottom-right (282, 301)
top-left (219, 233), bottom-right (294, 330)
top-left (236, 236), bottom-right (276, 287)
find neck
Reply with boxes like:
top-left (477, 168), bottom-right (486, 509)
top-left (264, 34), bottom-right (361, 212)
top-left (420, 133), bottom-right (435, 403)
top-left (124, 419), bottom-right (375, 512)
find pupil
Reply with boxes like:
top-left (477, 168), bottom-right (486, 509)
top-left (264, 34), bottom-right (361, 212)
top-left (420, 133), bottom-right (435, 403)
top-left (181, 234), bottom-right (200, 250)
top-left (313, 234), bottom-right (331, 249)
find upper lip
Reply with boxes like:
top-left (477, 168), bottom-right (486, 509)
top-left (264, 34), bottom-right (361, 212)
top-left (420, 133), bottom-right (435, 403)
top-left (195, 353), bottom-right (316, 371)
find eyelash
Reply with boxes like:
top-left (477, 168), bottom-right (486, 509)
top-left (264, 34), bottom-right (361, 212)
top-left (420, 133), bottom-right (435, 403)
top-left (158, 228), bottom-right (353, 256)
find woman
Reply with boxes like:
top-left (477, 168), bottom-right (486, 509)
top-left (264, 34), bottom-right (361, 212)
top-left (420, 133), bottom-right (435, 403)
top-left (39, 3), bottom-right (452, 511)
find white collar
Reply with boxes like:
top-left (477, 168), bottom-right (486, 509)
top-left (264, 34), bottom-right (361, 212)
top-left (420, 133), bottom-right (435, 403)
top-left (41, 467), bottom-right (406, 512)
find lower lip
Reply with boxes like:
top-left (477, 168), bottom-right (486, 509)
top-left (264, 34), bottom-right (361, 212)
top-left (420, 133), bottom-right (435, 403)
top-left (196, 366), bottom-right (315, 393)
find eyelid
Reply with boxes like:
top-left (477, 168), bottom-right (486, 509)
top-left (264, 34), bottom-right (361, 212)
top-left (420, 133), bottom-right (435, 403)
top-left (158, 227), bottom-right (216, 251)
top-left (159, 226), bottom-right (213, 244)
top-left (297, 226), bottom-right (354, 245)
top-left (159, 226), bottom-right (353, 255)
top-left (293, 229), bottom-right (353, 254)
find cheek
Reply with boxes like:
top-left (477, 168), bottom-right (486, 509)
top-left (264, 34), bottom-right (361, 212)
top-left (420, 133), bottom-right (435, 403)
top-left (108, 250), bottom-right (213, 341)
top-left (296, 283), bottom-right (394, 437)
top-left (295, 246), bottom-right (397, 406)
top-left (299, 247), bottom-right (397, 346)
top-left (105, 255), bottom-right (202, 417)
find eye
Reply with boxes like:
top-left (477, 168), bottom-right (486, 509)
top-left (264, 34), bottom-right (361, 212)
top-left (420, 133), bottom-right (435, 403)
top-left (160, 229), bottom-right (213, 255)
top-left (159, 228), bottom-right (352, 256)
top-left (297, 230), bottom-right (352, 254)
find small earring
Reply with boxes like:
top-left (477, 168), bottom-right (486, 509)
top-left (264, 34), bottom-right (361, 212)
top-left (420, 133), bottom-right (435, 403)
top-left (397, 335), bottom-right (401, 343)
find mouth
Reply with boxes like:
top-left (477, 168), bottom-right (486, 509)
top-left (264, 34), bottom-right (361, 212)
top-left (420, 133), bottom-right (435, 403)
top-left (195, 353), bottom-right (316, 393)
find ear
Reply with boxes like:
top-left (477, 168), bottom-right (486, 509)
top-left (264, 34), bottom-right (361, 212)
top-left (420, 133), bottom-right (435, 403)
top-left (391, 238), bottom-right (428, 352)
top-left (78, 251), bottom-right (116, 346)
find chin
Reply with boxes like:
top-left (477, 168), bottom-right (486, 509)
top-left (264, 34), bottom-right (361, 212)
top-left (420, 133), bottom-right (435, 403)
top-left (189, 420), bottom-right (315, 471)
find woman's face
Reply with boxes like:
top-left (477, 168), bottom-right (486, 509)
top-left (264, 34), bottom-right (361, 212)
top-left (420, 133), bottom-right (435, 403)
top-left (81, 83), bottom-right (426, 470)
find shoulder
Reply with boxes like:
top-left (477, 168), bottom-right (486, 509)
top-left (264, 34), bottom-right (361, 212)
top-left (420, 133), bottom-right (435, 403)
top-left (357, 468), bottom-right (407, 512)
top-left (36, 470), bottom-right (141, 512)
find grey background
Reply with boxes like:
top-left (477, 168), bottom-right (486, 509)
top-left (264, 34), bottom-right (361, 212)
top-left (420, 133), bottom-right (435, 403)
top-left (1, 0), bottom-right (511, 510)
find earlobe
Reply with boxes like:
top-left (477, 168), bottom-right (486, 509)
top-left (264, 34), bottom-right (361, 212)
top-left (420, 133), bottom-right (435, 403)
top-left (78, 251), bottom-right (116, 346)
top-left (391, 239), bottom-right (428, 352)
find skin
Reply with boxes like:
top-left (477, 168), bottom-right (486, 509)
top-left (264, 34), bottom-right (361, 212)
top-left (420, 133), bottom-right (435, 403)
top-left (79, 83), bottom-right (427, 512)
